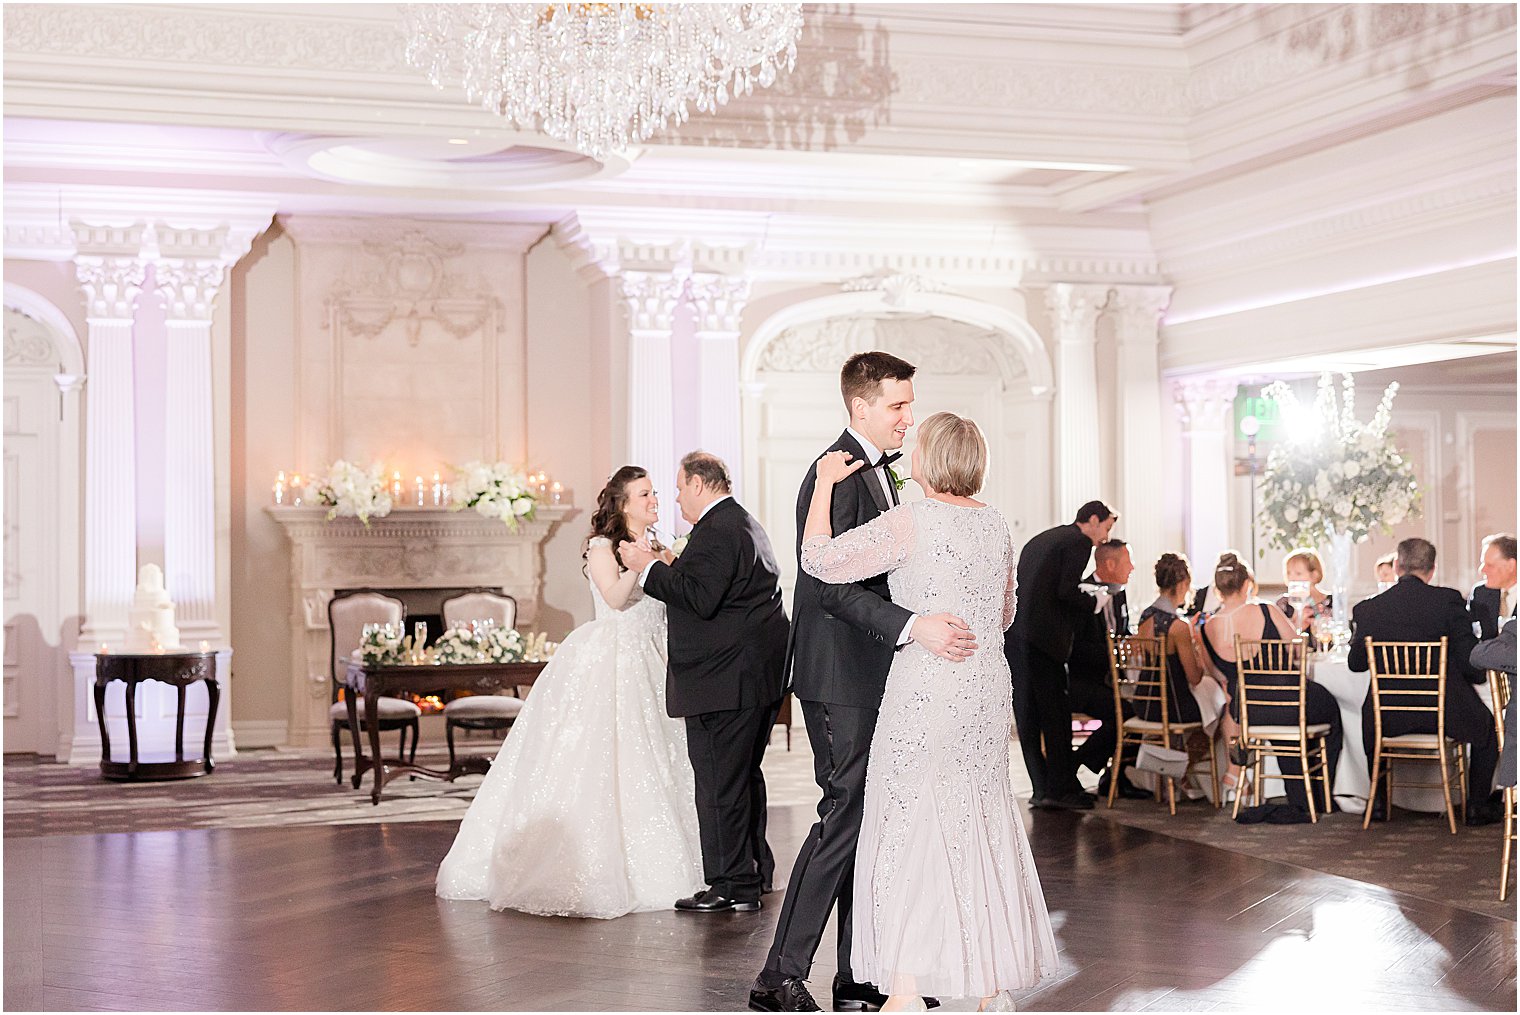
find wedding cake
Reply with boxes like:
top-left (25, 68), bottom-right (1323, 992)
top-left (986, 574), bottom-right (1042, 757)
top-left (124, 564), bottom-right (182, 652)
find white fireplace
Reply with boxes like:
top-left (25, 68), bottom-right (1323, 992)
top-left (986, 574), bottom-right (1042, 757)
top-left (268, 504), bottom-right (574, 748)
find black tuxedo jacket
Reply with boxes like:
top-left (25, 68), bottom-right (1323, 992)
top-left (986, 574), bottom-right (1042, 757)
top-left (785, 430), bottom-right (914, 709)
top-left (1347, 574), bottom-right (1483, 688)
top-left (1469, 583), bottom-right (1504, 642)
top-left (643, 497), bottom-right (790, 718)
top-left (1068, 574), bottom-right (1128, 688)
top-left (1010, 522), bottom-right (1098, 663)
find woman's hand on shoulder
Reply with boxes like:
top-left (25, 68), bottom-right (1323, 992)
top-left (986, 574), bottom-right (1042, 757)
top-left (815, 449), bottom-right (865, 487)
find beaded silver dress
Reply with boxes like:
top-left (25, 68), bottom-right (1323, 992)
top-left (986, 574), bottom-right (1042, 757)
top-left (802, 500), bottom-right (1059, 998)
top-left (435, 537), bottom-right (705, 918)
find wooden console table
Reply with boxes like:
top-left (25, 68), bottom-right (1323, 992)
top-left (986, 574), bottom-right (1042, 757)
top-left (344, 660), bottom-right (547, 804)
top-left (94, 651), bottom-right (220, 781)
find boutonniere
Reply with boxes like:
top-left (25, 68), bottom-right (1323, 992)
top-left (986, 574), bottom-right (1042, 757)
top-left (887, 465), bottom-right (906, 492)
top-left (671, 535), bottom-right (690, 557)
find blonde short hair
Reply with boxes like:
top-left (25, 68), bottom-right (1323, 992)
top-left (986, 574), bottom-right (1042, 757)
top-left (1284, 548), bottom-right (1324, 582)
top-left (916, 412), bottom-right (987, 497)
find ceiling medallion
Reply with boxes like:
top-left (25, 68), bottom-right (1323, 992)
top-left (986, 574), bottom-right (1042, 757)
top-left (401, 3), bottom-right (803, 160)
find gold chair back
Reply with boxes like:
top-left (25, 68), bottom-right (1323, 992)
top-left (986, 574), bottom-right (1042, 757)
top-left (1106, 631), bottom-right (1169, 730)
top-left (1365, 638), bottom-right (1449, 742)
top-left (1490, 669), bottom-right (1512, 752)
top-left (1234, 637), bottom-right (1310, 736)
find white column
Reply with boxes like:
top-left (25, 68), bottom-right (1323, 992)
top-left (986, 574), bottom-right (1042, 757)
top-left (688, 272), bottom-right (750, 500)
top-left (155, 224), bottom-right (251, 645)
top-left (1173, 377), bottom-right (1239, 575)
top-left (1110, 284), bottom-right (1173, 588)
top-left (620, 271), bottom-right (685, 527)
top-left (72, 223), bottom-right (148, 649)
top-left (1046, 283), bottom-right (1109, 517)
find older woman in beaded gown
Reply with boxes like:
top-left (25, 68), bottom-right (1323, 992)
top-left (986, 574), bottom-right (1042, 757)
top-left (799, 412), bottom-right (1058, 1013)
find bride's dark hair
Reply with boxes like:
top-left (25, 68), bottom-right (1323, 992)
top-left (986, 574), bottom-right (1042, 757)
top-left (584, 465), bottom-right (666, 572)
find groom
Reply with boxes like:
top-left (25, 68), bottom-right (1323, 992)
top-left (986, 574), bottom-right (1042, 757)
top-left (623, 450), bottom-right (789, 913)
top-left (751, 351), bottom-right (975, 1013)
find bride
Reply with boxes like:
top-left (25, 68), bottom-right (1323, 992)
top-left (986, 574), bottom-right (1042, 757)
top-left (435, 466), bottom-right (705, 918)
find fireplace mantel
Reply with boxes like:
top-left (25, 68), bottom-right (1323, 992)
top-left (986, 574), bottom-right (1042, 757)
top-left (268, 504), bottom-right (574, 747)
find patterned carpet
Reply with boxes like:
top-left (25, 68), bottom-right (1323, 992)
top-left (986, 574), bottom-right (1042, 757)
top-left (5, 734), bottom-right (1513, 923)
top-left (1082, 780), bottom-right (1517, 922)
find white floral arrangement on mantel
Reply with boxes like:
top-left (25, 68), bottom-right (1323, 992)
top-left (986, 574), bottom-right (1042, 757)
top-left (304, 460), bottom-right (393, 526)
top-left (1258, 373), bottom-right (1421, 549)
top-left (450, 461), bottom-right (537, 532)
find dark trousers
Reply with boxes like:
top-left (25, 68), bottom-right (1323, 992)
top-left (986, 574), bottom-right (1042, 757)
top-left (1009, 633), bottom-right (1079, 800)
top-left (1361, 678), bottom-right (1499, 811)
top-left (685, 700), bottom-right (779, 902)
top-left (763, 700), bottom-right (876, 981)
top-left (1069, 677), bottom-right (1120, 776)
top-left (1242, 681), bottom-right (1344, 811)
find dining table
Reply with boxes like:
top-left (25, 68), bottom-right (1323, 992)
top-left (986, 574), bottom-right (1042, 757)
top-left (344, 659), bottom-right (547, 804)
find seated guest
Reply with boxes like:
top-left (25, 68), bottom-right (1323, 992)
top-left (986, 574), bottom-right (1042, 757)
top-left (1349, 537), bottom-right (1501, 825)
top-left (1201, 552), bottom-right (1340, 810)
top-left (1472, 618), bottom-right (1516, 791)
top-left (1374, 552), bottom-right (1397, 591)
top-left (1067, 539), bottom-right (1149, 800)
top-left (1135, 554), bottom-right (1228, 796)
top-left (1275, 548), bottom-right (1332, 635)
top-left (1469, 532), bottom-right (1517, 642)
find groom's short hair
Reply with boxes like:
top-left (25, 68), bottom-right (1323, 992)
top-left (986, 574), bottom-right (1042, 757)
top-left (679, 451), bottom-right (732, 494)
top-left (841, 351), bottom-right (916, 412)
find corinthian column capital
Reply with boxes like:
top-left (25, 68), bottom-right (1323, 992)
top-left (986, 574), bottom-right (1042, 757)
top-left (687, 273), bottom-right (751, 335)
top-left (1044, 282), bottom-right (1111, 342)
top-left (1172, 376), bottom-right (1239, 430)
top-left (1107, 284), bottom-right (1173, 344)
top-left (619, 271), bottom-right (688, 334)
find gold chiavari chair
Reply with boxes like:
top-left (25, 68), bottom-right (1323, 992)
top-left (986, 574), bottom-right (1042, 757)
top-left (1490, 669), bottom-right (1515, 901)
top-left (1362, 638), bottom-right (1465, 834)
top-left (1231, 636), bottom-right (1332, 822)
top-left (1105, 631), bottom-right (1218, 815)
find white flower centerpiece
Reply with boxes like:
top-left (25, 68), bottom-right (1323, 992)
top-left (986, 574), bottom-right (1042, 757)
top-left (359, 623), bottom-right (406, 665)
top-left (450, 461), bottom-right (537, 532)
top-left (1258, 372), bottom-right (1421, 628)
top-left (431, 625), bottom-right (527, 665)
top-left (304, 460), bottom-right (393, 525)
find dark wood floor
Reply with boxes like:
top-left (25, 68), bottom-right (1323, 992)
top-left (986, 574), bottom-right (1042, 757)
top-left (4, 804), bottom-right (1515, 1011)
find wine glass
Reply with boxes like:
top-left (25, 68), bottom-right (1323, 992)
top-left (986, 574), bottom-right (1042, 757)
top-left (1287, 580), bottom-right (1312, 613)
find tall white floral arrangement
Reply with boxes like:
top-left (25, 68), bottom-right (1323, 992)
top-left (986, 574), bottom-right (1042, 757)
top-left (450, 461), bottom-right (537, 532)
top-left (304, 460), bottom-right (393, 525)
top-left (1258, 373), bottom-right (1420, 549)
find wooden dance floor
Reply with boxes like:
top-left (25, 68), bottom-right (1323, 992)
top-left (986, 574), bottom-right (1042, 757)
top-left (4, 800), bottom-right (1514, 1012)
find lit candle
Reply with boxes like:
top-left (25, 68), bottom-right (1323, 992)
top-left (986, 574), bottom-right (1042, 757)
top-left (274, 470), bottom-right (286, 505)
top-left (199, 640), bottom-right (210, 653)
top-left (550, 481), bottom-right (563, 504)
top-left (432, 471), bottom-right (443, 506)
top-left (391, 470), bottom-right (402, 501)
top-left (99, 643), bottom-right (109, 655)
top-left (291, 474), bottom-right (304, 507)
top-left (414, 475), bottom-right (425, 507)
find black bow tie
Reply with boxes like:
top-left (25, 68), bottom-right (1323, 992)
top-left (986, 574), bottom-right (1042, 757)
top-left (875, 451), bottom-right (902, 468)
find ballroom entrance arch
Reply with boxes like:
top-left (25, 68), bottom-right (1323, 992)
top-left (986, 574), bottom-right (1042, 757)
top-left (740, 288), bottom-right (1054, 599)
top-left (3, 284), bottom-right (85, 756)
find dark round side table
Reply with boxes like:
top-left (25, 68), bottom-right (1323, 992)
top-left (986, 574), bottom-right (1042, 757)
top-left (94, 651), bottom-right (220, 781)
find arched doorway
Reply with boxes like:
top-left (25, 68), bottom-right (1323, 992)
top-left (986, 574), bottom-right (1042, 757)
top-left (741, 289), bottom-right (1053, 599)
top-left (3, 285), bottom-right (85, 756)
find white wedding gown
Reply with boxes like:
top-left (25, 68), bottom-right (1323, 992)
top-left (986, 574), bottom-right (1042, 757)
top-left (802, 500), bottom-right (1059, 998)
top-left (435, 537), bottom-right (705, 918)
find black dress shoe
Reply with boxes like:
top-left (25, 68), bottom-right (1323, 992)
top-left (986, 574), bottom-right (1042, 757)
top-left (1043, 791), bottom-right (1095, 811)
top-left (675, 888), bottom-right (761, 912)
top-left (1099, 770), bottom-right (1153, 800)
top-left (832, 975), bottom-right (940, 1011)
top-left (1466, 801), bottom-right (1504, 827)
top-left (1028, 794), bottom-right (1051, 810)
top-left (750, 977), bottom-right (821, 1012)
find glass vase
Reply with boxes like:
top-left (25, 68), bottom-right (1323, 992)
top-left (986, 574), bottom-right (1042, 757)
top-left (1327, 529), bottom-right (1354, 632)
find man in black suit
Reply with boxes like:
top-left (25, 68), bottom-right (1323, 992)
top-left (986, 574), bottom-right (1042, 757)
top-left (1468, 532), bottom-right (1516, 642)
top-left (1066, 538), bottom-right (1149, 800)
top-left (751, 351), bottom-right (972, 1014)
top-left (623, 451), bottom-right (789, 912)
top-left (1005, 500), bottom-right (1118, 810)
top-left (1348, 536), bottom-right (1502, 826)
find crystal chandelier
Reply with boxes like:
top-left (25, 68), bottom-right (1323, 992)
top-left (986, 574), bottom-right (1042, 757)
top-left (402, 3), bottom-right (804, 161)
